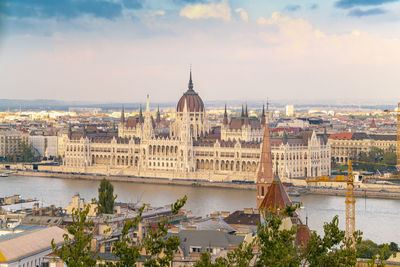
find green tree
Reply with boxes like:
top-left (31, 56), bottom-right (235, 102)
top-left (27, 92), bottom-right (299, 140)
top-left (302, 216), bottom-right (362, 267)
top-left (101, 195), bottom-right (187, 266)
top-left (357, 146), bottom-right (397, 173)
top-left (51, 204), bottom-right (97, 267)
top-left (20, 141), bottom-right (35, 162)
top-left (53, 195), bottom-right (187, 267)
top-left (255, 208), bottom-right (301, 266)
top-left (196, 205), bottom-right (362, 267)
top-left (389, 242), bottom-right (399, 252)
top-left (97, 179), bottom-right (117, 214)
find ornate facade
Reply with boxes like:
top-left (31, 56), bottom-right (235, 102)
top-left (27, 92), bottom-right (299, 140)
top-left (329, 132), bottom-right (396, 164)
top-left (61, 71), bottom-right (331, 181)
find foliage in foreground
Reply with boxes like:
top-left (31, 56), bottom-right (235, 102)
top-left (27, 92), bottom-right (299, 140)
top-left (53, 179), bottom-right (396, 267)
top-left (195, 205), bottom-right (362, 267)
top-left (51, 205), bottom-right (97, 267)
top-left (52, 194), bottom-right (187, 267)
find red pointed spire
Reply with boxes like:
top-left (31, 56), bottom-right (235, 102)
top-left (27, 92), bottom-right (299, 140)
top-left (257, 109), bottom-right (274, 209)
top-left (370, 118), bottom-right (376, 128)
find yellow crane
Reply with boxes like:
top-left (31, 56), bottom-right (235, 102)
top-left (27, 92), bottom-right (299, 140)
top-left (306, 160), bottom-right (398, 246)
top-left (384, 102), bottom-right (400, 169)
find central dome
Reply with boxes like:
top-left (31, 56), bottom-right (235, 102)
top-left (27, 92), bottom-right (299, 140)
top-left (177, 71), bottom-right (204, 113)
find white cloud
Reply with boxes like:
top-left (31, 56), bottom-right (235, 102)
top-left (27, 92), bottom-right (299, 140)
top-left (148, 10), bottom-right (165, 17)
top-left (235, 8), bottom-right (248, 22)
top-left (2, 11), bottom-right (400, 102)
top-left (179, 1), bottom-right (231, 21)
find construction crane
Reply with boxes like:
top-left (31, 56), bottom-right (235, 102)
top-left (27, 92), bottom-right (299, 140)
top-left (305, 160), bottom-right (356, 244)
top-left (306, 160), bottom-right (398, 246)
top-left (384, 102), bottom-right (400, 170)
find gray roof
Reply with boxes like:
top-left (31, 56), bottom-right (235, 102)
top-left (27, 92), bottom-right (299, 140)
top-left (170, 230), bottom-right (244, 258)
top-left (190, 216), bottom-right (236, 233)
top-left (0, 226), bottom-right (67, 262)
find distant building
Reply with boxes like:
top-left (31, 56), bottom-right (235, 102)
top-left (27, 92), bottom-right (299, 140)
top-left (329, 132), bottom-right (396, 164)
top-left (29, 135), bottom-right (58, 158)
top-left (169, 230), bottom-right (244, 262)
top-left (65, 194), bottom-right (98, 217)
top-left (59, 71), bottom-right (330, 181)
top-left (0, 130), bottom-right (29, 161)
top-left (285, 105), bottom-right (294, 117)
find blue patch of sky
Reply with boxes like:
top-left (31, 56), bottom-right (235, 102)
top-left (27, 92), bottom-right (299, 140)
top-left (123, 0), bottom-right (143, 9)
top-left (285, 4), bottom-right (302, 11)
top-left (348, 7), bottom-right (387, 16)
top-left (335, 0), bottom-right (399, 9)
top-left (1, 0), bottom-right (143, 20)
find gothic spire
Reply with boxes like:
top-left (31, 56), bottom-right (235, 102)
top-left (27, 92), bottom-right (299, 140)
top-left (120, 105), bottom-right (125, 124)
top-left (223, 104), bottom-right (228, 125)
top-left (188, 66), bottom-right (194, 91)
top-left (257, 109), bottom-right (274, 209)
top-left (261, 104), bottom-right (266, 125)
top-left (156, 105), bottom-right (161, 123)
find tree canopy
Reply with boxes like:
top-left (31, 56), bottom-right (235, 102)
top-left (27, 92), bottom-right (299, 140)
top-left (97, 178), bottom-right (117, 214)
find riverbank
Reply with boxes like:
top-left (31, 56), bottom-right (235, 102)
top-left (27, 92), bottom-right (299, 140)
top-left (308, 187), bottom-right (400, 200)
top-left (11, 170), bottom-right (400, 200)
top-left (12, 170), bottom-right (256, 190)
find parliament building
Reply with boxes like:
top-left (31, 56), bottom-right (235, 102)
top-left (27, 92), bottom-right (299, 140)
top-left (60, 71), bottom-right (331, 182)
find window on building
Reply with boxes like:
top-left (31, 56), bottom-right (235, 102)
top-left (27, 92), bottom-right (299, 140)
top-left (191, 246), bottom-right (201, 253)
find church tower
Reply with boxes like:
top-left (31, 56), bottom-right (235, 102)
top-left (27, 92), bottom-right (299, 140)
top-left (257, 105), bottom-right (274, 209)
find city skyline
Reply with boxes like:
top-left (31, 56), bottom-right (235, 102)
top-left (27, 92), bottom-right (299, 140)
top-left (1, 0), bottom-right (400, 102)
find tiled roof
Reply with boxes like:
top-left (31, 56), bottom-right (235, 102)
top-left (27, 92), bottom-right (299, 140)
top-left (259, 177), bottom-right (291, 213)
top-left (223, 210), bottom-right (260, 226)
top-left (329, 132), bottom-right (354, 140)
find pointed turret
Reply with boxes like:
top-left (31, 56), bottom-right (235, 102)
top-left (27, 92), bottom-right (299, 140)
top-left (223, 104), bottom-right (228, 125)
top-left (283, 130), bottom-right (288, 144)
top-left (261, 104), bottom-right (266, 125)
top-left (68, 124), bottom-right (72, 139)
top-left (120, 105), bottom-right (125, 124)
top-left (370, 118), bottom-right (376, 129)
top-left (139, 104), bottom-right (143, 123)
top-left (244, 104), bottom-right (249, 125)
top-left (256, 107), bottom-right (274, 209)
top-left (83, 126), bottom-right (87, 138)
top-left (143, 94), bottom-right (154, 140)
top-left (241, 105), bottom-right (244, 123)
top-left (156, 106), bottom-right (161, 124)
top-left (188, 67), bottom-right (194, 91)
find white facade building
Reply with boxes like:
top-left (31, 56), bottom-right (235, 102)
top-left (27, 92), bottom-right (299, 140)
top-left (29, 135), bottom-right (58, 158)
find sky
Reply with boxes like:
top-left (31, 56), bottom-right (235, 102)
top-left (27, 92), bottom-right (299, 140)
top-left (0, 0), bottom-right (400, 104)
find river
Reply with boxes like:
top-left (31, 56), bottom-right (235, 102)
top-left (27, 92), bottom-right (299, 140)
top-left (0, 175), bottom-right (399, 244)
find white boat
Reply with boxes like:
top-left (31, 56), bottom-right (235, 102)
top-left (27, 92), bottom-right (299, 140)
top-left (0, 173), bottom-right (8, 177)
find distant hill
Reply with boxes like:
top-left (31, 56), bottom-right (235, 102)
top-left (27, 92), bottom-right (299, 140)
top-left (0, 99), bottom-right (396, 112)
